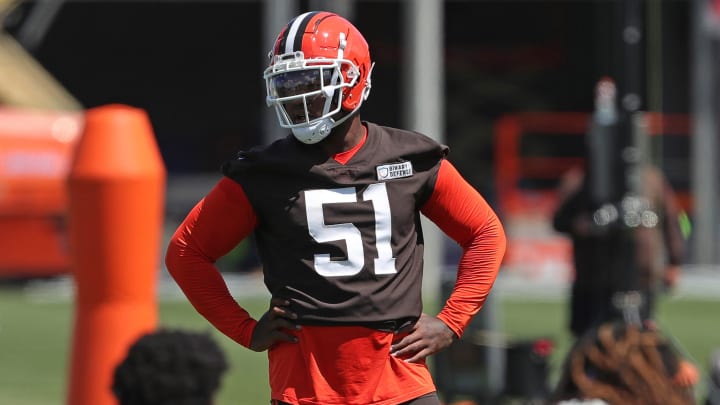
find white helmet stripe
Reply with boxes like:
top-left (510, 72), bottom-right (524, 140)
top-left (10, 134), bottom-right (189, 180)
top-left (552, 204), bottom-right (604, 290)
top-left (284, 11), bottom-right (317, 54)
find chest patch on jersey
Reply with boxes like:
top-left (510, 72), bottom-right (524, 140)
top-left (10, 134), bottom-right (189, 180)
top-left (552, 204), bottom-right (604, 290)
top-left (376, 161), bottom-right (413, 181)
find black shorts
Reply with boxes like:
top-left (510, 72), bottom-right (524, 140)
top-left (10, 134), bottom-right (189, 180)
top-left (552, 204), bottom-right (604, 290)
top-left (570, 286), bottom-right (654, 337)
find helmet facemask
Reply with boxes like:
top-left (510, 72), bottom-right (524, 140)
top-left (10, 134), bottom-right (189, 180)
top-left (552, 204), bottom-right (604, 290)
top-left (264, 53), bottom-right (372, 144)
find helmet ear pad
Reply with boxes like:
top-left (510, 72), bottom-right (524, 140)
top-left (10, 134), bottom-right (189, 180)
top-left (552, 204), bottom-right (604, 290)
top-left (340, 62), bottom-right (371, 111)
top-left (340, 68), bottom-right (360, 111)
top-left (341, 87), bottom-right (359, 111)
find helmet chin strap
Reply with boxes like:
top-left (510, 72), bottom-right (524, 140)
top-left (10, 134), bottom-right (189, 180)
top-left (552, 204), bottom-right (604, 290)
top-left (291, 116), bottom-right (335, 144)
top-left (291, 102), bottom-right (360, 144)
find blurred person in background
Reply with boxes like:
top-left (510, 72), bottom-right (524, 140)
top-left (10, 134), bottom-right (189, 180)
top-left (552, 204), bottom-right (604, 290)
top-left (707, 349), bottom-right (720, 405)
top-left (552, 161), bottom-right (685, 337)
top-left (552, 320), bottom-right (696, 404)
top-left (551, 78), bottom-right (698, 399)
top-left (112, 329), bottom-right (229, 405)
top-left (165, 10), bottom-right (506, 405)
top-left (552, 77), bottom-right (686, 339)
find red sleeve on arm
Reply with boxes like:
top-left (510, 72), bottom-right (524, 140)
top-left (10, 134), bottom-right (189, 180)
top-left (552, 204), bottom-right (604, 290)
top-left (420, 160), bottom-right (507, 338)
top-left (165, 177), bottom-right (259, 348)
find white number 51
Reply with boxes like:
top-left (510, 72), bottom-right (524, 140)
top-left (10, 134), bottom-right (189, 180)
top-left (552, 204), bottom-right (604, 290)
top-left (304, 183), bottom-right (397, 277)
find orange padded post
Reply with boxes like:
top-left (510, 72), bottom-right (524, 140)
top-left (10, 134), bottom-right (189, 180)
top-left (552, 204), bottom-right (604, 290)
top-left (66, 105), bottom-right (166, 405)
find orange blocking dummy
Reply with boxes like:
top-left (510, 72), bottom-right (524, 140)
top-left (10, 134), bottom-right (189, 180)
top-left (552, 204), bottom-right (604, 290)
top-left (66, 105), bottom-right (166, 405)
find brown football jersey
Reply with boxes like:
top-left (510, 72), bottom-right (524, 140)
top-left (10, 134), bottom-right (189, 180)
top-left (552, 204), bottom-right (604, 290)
top-left (222, 122), bottom-right (448, 328)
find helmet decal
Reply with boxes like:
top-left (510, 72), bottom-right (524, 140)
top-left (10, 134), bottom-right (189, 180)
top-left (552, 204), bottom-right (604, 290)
top-left (277, 11), bottom-right (320, 55)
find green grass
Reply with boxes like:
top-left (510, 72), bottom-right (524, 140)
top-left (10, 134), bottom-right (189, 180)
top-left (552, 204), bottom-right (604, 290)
top-left (0, 286), bottom-right (718, 405)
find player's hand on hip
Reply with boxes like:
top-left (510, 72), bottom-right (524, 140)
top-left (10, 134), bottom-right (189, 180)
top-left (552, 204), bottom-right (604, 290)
top-left (249, 297), bottom-right (301, 352)
top-left (389, 313), bottom-right (455, 363)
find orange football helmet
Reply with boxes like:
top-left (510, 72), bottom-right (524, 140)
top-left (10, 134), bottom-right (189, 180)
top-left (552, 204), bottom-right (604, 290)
top-left (264, 11), bottom-right (374, 144)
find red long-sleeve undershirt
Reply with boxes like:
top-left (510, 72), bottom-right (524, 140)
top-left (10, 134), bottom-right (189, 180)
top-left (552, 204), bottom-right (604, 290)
top-left (422, 160), bottom-right (506, 336)
top-left (165, 159), bottom-right (506, 347)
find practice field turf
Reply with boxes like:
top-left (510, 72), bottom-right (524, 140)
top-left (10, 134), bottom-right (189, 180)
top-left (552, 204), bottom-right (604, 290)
top-left (0, 283), bottom-right (718, 405)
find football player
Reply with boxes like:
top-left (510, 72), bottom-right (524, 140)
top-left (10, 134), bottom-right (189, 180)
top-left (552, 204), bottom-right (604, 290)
top-left (166, 11), bottom-right (506, 405)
